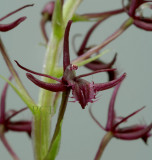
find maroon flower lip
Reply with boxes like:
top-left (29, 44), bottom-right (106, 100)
top-left (15, 20), bottom-right (126, 109)
top-left (89, 82), bottom-right (152, 143)
top-left (0, 4), bottom-right (33, 32)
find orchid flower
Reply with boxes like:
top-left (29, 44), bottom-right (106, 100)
top-left (15, 20), bottom-right (126, 109)
top-left (0, 4), bottom-right (33, 32)
top-left (89, 82), bottom-right (152, 142)
top-left (124, 0), bottom-right (152, 31)
top-left (0, 76), bottom-right (31, 159)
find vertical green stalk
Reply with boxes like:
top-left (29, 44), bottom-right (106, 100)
top-left (33, 108), bottom-right (51, 160)
top-left (33, 0), bottom-right (83, 160)
top-left (38, 34), bottom-right (62, 108)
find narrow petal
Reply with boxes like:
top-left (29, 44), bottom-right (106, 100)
top-left (6, 121), bottom-right (31, 133)
top-left (41, 1), bottom-right (55, 42)
top-left (15, 60), bottom-right (61, 82)
top-left (0, 76), bottom-right (12, 123)
top-left (77, 20), bottom-right (103, 56)
top-left (26, 73), bottom-right (66, 92)
top-left (0, 17), bottom-right (26, 32)
top-left (134, 19), bottom-right (152, 31)
top-left (106, 83), bottom-right (121, 131)
top-left (114, 123), bottom-right (152, 140)
top-left (81, 8), bottom-right (125, 19)
top-left (63, 20), bottom-right (72, 71)
top-left (6, 107), bottom-right (28, 122)
top-left (0, 4), bottom-right (34, 21)
top-left (117, 125), bottom-right (147, 133)
top-left (0, 132), bottom-right (20, 160)
top-left (114, 106), bottom-right (145, 129)
top-left (128, 0), bottom-right (139, 16)
top-left (89, 106), bottom-right (106, 131)
top-left (94, 73), bottom-right (126, 91)
top-left (40, 18), bottom-right (49, 43)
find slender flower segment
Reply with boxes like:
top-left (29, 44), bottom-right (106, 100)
top-left (0, 76), bottom-right (12, 124)
top-left (125, 0), bottom-right (152, 30)
top-left (63, 20), bottom-right (72, 71)
top-left (0, 4), bottom-right (33, 32)
top-left (16, 20), bottom-right (126, 109)
top-left (89, 82), bottom-right (152, 142)
top-left (0, 17), bottom-right (26, 32)
top-left (80, 7), bottom-right (125, 20)
top-left (41, 1), bottom-right (55, 42)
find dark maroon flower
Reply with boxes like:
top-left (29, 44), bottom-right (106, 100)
top-left (89, 82), bottom-right (152, 142)
top-left (125, 0), bottom-right (152, 31)
top-left (0, 76), bottom-right (31, 159)
top-left (0, 4), bottom-right (33, 32)
top-left (16, 20), bottom-right (126, 109)
top-left (41, 1), bottom-right (55, 42)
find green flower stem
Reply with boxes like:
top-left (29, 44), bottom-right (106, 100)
top-left (35, 2), bottom-right (64, 156)
top-left (45, 90), bottom-right (70, 160)
top-left (34, 1), bottom-right (83, 160)
top-left (34, 34), bottom-right (62, 160)
top-left (94, 132), bottom-right (113, 160)
top-left (72, 18), bottom-right (133, 64)
top-left (38, 35), bottom-right (62, 108)
top-left (0, 37), bottom-right (36, 112)
top-left (33, 108), bottom-right (51, 160)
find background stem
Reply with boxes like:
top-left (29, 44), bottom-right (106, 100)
top-left (94, 132), bottom-right (113, 160)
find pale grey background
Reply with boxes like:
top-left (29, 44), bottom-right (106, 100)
top-left (0, 0), bottom-right (152, 160)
